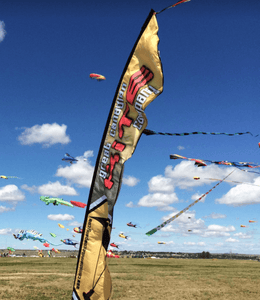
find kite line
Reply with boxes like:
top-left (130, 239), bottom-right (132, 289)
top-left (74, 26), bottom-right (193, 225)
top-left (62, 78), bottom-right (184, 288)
top-left (155, 0), bottom-right (191, 15)
top-left (197, 177), bottom-right (260, 187)
top-left (145, 170), bottom-right (235, 236)
top-left (143, 129), bottom-right (258, 137)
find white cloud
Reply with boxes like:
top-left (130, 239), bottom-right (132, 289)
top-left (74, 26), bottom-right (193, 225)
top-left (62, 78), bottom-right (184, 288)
top-left (226, 238), bottom-right (239, 243)
top-left (148, 175), bottom-right (174, 193)
top-left (21, 184), bottom-right (38, 193)
top-left (197, 242), bottom-right (206, 246)
top-left (17, 123), bottom-right (71, 147)
top-left (164, 161), bottom-right (256, 189)
top-left (183, 242), bottom-right (205, 246)
top-left (207, 225), bottom-right (235, 232)
top-left (161, 212), bottom-right (206, 234)
top-left (177, 146), bottom-right (185, 150)
top-left (47, 214), bottom-right (74, 221)
top-left (138, 192), bottom-right (178, 210)
top-left (126, 201), bottom-right (134, 208)
top-left (122, 175), bottom-right (140, 187)
top-left (0, 185), bottom-right (25, 202)
top-left (0, 206), bottom-right (15, 213)
top-left (203, 213), bottom-right (227, 219)
top-left (215, 177), bottom-right (260, 206)
top-left (166, 241), bottom-right (175, 245)
top-left (68, 221), bottom-right (82, 227)
top-left (0, 21), bottom-right (6, 42)
top-left (234, 232), bottom-right (252, 239)
top-left (56, 151), bottom-right (94, 187)
top-left (22, 182), bottom-right (78, 197)
top-left (0, 228), bottom-right (12, 235)
top-left (38, 181), bottom-right (78, 197)
top-left (184, 242), bottom-right (196, 246)
top-left (202, 224), bottom-right (235, 238)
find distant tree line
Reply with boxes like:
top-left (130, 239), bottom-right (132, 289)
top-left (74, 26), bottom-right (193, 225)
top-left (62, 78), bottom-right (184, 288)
top-left (198, 251), bottom-right (211, 259)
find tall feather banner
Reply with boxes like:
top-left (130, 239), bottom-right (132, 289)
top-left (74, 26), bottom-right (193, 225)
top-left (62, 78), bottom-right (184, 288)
top-left (72, 9), bottom-right (163, 300)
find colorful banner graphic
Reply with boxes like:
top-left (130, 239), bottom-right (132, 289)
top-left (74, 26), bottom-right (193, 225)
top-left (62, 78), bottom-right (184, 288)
top-left (72, 9), bottom-right (163, 300)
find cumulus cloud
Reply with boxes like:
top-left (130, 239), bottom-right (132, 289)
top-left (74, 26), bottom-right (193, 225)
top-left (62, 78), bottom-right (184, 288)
top-left (161, 212), bottom-right (206, 234)
top-left (183, 242), bottom-right (206, 246)
top-left (226, 238), bottom-right (239, 243)
top-left (148, 175), bottom-right (174, 193)
top-left (22, 181), bottom-right (78, 197)
top-left (138, 192), bottom-right (178, 210)
top-left (0, 21), bottom-right (6, 42)
top-left (0, 206), bottom-right (15, 213)
top-left (0, 185), bottom-right (25, 202)
top-left (202, 224), bottom-right (235, 238)
top-left (177, 146), bottom-right (185, 150)
top-left (38, 181), bottom-right (78, 197)
top-left (68, 221), bottom-right (82, 227)
top-left (17, 123), bottom-right (71, 147)
top-left (122, 175), bottom-right (140, 187)
top-left (126, 201), bottom-right (135, 208)
top-left (234, 232), bottom-right (252, 239)
top-left (56, 151), bottom-right (94, 187)
top-left (21, 184), bottom-right (38, 193)
top-left (137, 160), bottom-right (258, 211)
top-left (47, 214), bottom-right (74, 221)
top-left (203, 213), bottom-right (227, 219)
top-left (164, 161), bottom-right (255, 189)
top-left (207, 225), bottom-right (235, 232)
top-left (215, 177), bottom-right (260, 206)
top-left (197, 242), bottom-right (206, 246)
top-left (184, 242), bottom-right (196, 246)
top-left (0, 228), bottom-right (12, 235)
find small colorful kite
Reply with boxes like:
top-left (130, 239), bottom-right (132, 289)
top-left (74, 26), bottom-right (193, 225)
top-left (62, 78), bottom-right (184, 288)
top-left (119, 233), bottom-right (128, 239)
top-left (40, 196), bottom-right (74, 207)
top-left (170, 154), bottom-right (260, 170)
top-left (13, 230), bottom-right (62, 246)
top-left (0, 175), bottom-right (19, 179)
top-left (61, 239), bottom-right (79, 248)
top-left (89, 73), bottom-right (106, 81)
top-left (62, 153), bottom-right (78, 164)
top-left (110, 243), bottom-right (119, 248)
top-left (74, 226), bottom-right (83, 234)
top-left (127, 222), bottom-right (137, 228)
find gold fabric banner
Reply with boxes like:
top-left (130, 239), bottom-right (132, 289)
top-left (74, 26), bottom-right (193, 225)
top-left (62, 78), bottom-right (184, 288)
top-left (72, 9), bottom-right (163, 300)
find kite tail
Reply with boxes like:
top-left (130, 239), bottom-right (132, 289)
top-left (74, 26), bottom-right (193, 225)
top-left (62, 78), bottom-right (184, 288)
top-left (45, 239), bottom-right (63, 246)
top-left (155, 0), bottom-right (191, 15)
top-left (145, 170), bottom-right (235, 236)
top-left (143, 129), bottom-right (255, 137)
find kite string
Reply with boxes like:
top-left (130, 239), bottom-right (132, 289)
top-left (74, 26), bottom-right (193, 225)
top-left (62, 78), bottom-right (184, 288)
top-left (146, 169), bottom-right (235, 236)
top-left (143, 129), bottom-right (257, 137)
top-left (155, 0), bottom-right (191, 15)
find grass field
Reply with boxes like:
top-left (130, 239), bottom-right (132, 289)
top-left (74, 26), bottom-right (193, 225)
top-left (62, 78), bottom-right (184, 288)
top-left (1, 257), bottom-right (260, 299)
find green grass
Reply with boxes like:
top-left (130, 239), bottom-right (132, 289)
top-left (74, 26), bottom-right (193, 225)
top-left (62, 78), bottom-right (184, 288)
top-left (1, 257), bottom-right (260, 299)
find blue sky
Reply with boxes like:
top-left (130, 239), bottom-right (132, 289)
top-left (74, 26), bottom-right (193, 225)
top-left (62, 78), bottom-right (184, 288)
top-left (1, 0), bottom-right (260, 254)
